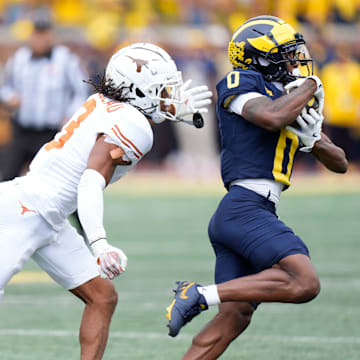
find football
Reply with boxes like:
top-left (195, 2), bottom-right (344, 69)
top-left (288, 86), bottom-right (319, 129)
top-left (306, 95), bottom-right (319, 112)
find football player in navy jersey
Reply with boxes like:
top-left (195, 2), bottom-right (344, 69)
top-left (166, 16), bottom-right (348, 359)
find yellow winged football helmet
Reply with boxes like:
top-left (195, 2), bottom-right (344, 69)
top-left (228, 15), bottom-right (313, 84)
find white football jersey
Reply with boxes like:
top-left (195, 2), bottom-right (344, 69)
top-left (19, 93), bottom-right (153, 230)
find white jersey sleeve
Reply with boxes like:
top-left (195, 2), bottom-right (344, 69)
top-left (98, 95), bottom-right (153, 163)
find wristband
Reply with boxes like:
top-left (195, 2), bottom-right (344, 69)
top-left (90, 238), bottom-right (109, 257)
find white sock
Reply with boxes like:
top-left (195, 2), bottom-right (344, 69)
top-left (197, 285), bottom-right (220, 306)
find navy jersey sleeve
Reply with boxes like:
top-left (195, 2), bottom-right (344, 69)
top-left (216, 69), bottom-right (265, 110)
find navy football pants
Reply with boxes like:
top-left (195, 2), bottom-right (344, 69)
top-left (208, 185), bottom-right (309, 284)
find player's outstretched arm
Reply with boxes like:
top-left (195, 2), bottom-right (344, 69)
top-left (242, 78), bottom-right (318, 131)
top-left (77, 135), bottom-right (129, 279)
top-left (311, 132), bottom-right (348, 173)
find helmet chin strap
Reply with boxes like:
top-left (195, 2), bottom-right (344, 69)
top-left (150, 101), bottom-right (204, 128)
top-left (152, 114), bottom-right (203, 128)
top-left (177, 113), bottom-right (204, 129)
top-left (292, 68), bottom-right (302, 77)
top-left (150, 106), bottom-right (167, 124)
top-left (176, 118), bottom-right (193, 126)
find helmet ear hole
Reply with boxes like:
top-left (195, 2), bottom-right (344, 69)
top-left (136, 88), bottom-right (145, 98)
top-left (258, 57), bottom-right (270, 66)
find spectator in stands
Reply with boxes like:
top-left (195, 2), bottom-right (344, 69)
top-left (333, 0), bottom-right (360, 23)
top-left (295, 0), bottom-right (332, 25)
top-left (307, 29), bottom-right (335, 70)
top-left (321, 43), bottom-right (360, 163)
top-left (0, 12), bottom-right (88, 180)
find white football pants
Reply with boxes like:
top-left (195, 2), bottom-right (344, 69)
top-left (0, 180), bottom-right (99, 299)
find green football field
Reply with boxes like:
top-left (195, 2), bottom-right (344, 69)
top-left (1, 184), bottom-right (359, 359)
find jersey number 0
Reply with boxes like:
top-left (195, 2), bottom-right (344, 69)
top-left (272, 129), bottom-right (299, 185)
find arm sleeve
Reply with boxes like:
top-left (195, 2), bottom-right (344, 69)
top-left (77, 169), bottom-right (107, 243)
top-left (228, 92), bottom-right (263, 116)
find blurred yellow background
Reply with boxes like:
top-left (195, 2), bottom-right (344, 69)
top-left (0, 0), bottom-right (359, 182)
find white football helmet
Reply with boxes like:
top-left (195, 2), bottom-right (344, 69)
top-left (105, 43), bottom-right (183, 123)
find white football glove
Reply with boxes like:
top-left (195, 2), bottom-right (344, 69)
top-left (285, 75), bottom-right (324, 113)
top-left (175, 79), bottom-right (212, 119)
top-left (286, 108), bottom-right (323, 152)
top-left (90, 238), bottom-right (128, 280)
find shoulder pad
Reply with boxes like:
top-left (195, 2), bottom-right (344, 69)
top-left (100, 101), bottom-right (153, 160)
top-left (217, 69), bottom-right (264, 108)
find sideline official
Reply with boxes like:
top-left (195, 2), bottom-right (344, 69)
top-left (0, 14), bottom-right (89, 180)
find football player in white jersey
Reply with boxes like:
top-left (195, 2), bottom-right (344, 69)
top-left (0, 43), bottom-right (212, 359)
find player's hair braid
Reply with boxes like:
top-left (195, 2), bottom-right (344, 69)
top-left (84, 72), bottom-right (135, 103)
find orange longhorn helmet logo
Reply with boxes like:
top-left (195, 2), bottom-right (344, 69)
top-left (126, 56), bottom-right (149, 73)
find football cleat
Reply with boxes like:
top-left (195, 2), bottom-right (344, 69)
top-left (166, 281), bottom-right (208, 337)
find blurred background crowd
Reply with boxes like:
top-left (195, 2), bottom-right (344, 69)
top-left (0, 0), bottom-right (359, 180)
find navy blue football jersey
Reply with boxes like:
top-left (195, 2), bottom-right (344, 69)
top-left (216, 69), bottom-right (300, 190)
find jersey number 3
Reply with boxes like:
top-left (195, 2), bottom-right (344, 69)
top-left (45, 98), bottom-right (96, 151)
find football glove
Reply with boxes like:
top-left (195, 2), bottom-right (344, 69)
top-left (286, 108), bottom-right (323, 152)
top-left (285, 75), bottom-right (324, 113)
top-left (175, 79), bottom-right (212, 119)
top-left (90, 238), bottom-right (128, 280)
